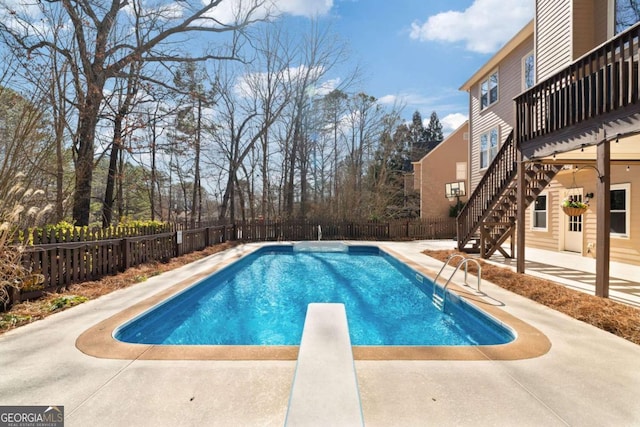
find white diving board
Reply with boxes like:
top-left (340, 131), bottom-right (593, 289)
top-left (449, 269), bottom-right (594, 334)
top-left (285, 303), bottom-right (364, 426)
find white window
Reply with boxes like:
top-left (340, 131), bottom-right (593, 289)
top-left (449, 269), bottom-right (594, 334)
top-left (456, 162), bottom-right (467, 181)
top-left (532, 193), bottom-right (547, 230)
top-left (611, 183), bottom-right (630, 237)
top-left (480, 70), bottom-right (499, 109)
top-left (522, 52), bottom-right (535, 90)
top-left (480, 128), bottom-right (499, 169)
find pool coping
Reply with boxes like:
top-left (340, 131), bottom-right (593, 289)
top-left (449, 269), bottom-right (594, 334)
top-left (75, 243), bottom-right (551, 361)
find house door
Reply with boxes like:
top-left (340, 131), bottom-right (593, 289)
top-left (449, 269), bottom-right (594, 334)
top-left (563, 190), bottom-right (584, 253)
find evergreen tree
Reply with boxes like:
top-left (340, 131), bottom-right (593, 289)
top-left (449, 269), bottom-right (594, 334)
top-left (425, 111), bottom-right (444, 143)
top-left (408, 110), bottom-right (427, 163)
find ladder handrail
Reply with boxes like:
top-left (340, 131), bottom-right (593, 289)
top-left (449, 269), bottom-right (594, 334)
top-left (459, 258), bottom-right (482, 292)
top-left (433, 254), bottom-right (467, 283)
top-left (432, 256), bottom-right (483, 311)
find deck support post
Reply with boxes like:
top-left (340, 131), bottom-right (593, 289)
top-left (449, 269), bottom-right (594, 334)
top-left (595, 132), bottom-right (611, 298)
top-left (516, 152), bottom-right (526, 274)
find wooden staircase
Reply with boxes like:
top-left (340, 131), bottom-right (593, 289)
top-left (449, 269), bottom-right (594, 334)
top-left (457, 130), bottom-right (562, 258)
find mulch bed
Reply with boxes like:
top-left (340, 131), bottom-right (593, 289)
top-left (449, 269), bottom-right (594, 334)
top-left (424, 249), bottom-right (640, 346)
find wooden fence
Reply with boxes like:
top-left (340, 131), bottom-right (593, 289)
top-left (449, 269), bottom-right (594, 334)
top-left (10, 218), bottom-right (455, 308)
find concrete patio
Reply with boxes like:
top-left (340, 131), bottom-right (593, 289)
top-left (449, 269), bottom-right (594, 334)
top-left (1, 241), bottom-right (639, 426)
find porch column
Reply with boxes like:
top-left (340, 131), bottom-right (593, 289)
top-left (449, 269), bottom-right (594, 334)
top-left (516, 154), bottom-right (526, 274)
top-left (595, 137), bottom-right (611, 298)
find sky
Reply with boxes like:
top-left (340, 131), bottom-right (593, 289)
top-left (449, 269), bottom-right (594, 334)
top-left (0, 0), bottom-right (535, 136)
top-left (274, 0), bottom-right (535, 135)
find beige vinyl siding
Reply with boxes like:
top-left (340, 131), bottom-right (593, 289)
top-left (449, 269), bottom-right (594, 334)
top-left (469, 35), bottom-right (534, 191)
top-left (525, 180), bottom-right (563, 251)
top-left (572, 0), bottom-right (596, 59)
top-left (525, 166), bottom-right (640, 266)
top-left (536, 0), bottom-right (573, 80)
top-left (573, 0), bottom-right (615, 59)
top-left (594, 0), bottom-right (612, 43)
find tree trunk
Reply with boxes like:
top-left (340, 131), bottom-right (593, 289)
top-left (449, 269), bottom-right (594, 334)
top-left (55, 115), bottom-right (65, 222)
top-left (284, 118), bottom-right (300, 218)
top-left (191, 97), bottom-right (202, 228)
top-left (261, 131), bottom-right (269, 218)
top-left (102, 114), bottom-right (123, 227)
top-left (72, 93), bottom-right (101, 226)
top-left (117, 146), bottom-right (125, 222)
top-left (150, 134), bottom-right (157, 221)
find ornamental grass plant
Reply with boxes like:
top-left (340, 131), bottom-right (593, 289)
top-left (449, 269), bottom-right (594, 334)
top-left (0, 174), bottom-right (50, 308)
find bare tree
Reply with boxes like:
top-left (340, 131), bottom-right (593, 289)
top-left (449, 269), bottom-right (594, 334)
top-left (247, 23), bottom-right (294, 219)
top-left (102, 62), bottom-right (143, 227)
top-left (280, 20), bottom-right (353, 219)
top-left (318, 89), bottom-right (348, 215)
top-left (0, 0), bottom-right (266, 225)
top-left (212, 21), bottom-right (298, 222)
top-left (171, 62), bottom-right (215, 227)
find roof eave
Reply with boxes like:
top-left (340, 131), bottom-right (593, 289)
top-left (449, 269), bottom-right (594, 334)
top-left (459, 20), bottom-right (534, 92)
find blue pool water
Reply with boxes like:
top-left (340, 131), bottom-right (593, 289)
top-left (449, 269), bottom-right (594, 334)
top-left (115, 245), bottom-right (514, 346)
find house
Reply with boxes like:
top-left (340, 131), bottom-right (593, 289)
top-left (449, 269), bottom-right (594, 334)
top-left (412, 121), bottom-right (469, 219)
top-left (458, 0), bottom-right (640, 299)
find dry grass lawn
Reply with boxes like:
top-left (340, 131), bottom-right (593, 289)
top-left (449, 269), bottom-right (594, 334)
top-left (424, 249), bottom-right (640, 346)
top-left (1, 243), bottom-right (639, 347)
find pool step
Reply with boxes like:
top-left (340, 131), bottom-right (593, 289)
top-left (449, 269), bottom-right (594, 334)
top-left (432, 291), bottom-right (445, 310)
top-left (285, 303), bottom-right (364, 426)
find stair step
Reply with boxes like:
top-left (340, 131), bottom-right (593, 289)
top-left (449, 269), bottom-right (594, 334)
top-left (457, 129), bottom-right (563, 256)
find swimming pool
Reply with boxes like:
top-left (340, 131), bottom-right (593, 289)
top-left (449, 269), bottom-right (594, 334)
top-left (114, 244), bottom-right (514, 347)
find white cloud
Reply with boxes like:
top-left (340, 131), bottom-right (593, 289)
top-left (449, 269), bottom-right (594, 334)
top-left (441, 113), bottom-right (468, 135)
top-left (4, 0), bottom-right (41, 19)
top-left (377, 92), bottom-right (437, 108)
top-left (272, 0), bottom-right (333, 17)
top-left (409, 0), bottom-right (533, 54)
top-left (377, 94), bottom-right (398, 105)
top-left (210, 0), bottom-right (333, 25)
top-left (312, 77), bottom-right (341, 96)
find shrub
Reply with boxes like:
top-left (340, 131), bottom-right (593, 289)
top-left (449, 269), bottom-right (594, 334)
top-left (0, 174), bottom-right (50, 308)
top-left (49, 295), bottom-right (88, 311)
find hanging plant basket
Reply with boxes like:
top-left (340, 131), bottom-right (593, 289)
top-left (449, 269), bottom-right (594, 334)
top-left (562, 205), bottom-right (587, 216)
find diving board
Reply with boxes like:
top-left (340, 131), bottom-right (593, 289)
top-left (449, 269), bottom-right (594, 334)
top-left (285, 303), bottom-right (364, 426)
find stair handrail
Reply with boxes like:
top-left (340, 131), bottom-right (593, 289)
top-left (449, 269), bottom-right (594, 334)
top-left (457, 130), bottom-right (517, 250)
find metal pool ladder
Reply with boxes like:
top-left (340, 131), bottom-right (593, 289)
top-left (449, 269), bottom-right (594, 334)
top-left (432, 255), bottom-right (482, 310)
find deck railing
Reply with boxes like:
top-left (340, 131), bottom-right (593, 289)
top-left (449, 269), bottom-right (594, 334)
top-left (516, 22), bottom-right (640, 142)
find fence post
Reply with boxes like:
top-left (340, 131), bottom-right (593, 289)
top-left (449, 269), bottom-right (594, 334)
top-left (204, 227), bottom-right (210, 248)
top-left (121, 238), bottom-right (130, 271)
top-left (175, 230), bottom-right (183, 257)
